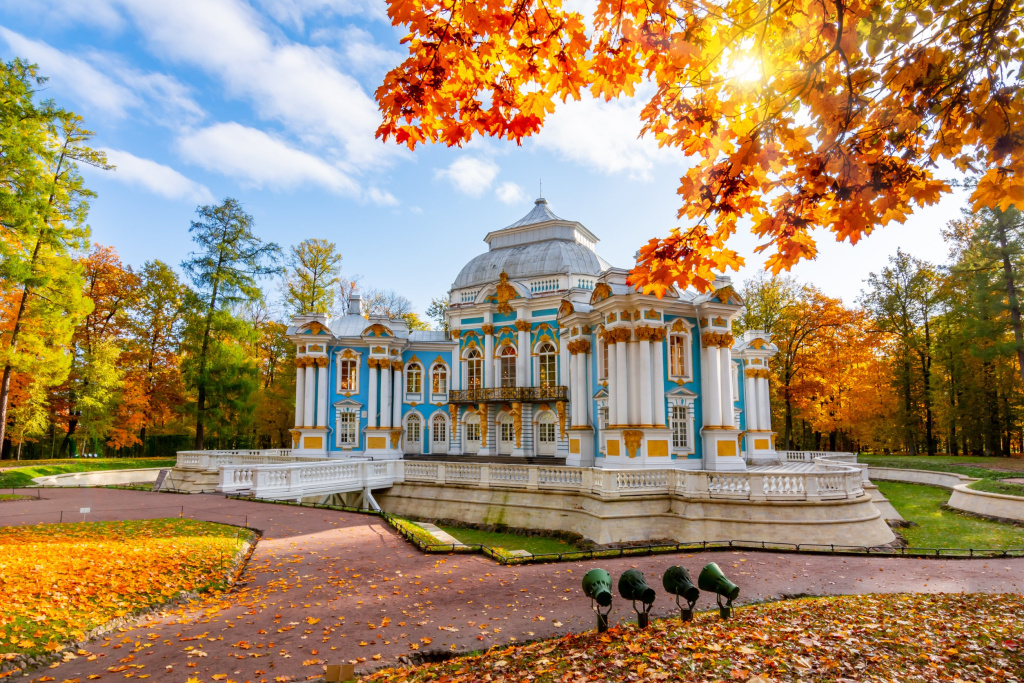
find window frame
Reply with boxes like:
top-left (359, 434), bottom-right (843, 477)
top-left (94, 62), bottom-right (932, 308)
top-left (499, 345), bottom-right (517, 388)
top-left (537, 342), bottom-right (557, 387)
top-left (336, 410), bottom-right (358, 447)
top-left (405, 363), bottom-right (423, 397)
top-left (668, 332), bottom-right (691, 380)
top-left (431, 363), bottom-right (448, 396)
top-left (466, 349), bottom-right (483, 390)
top-left (336, 352), bottom-right (360, 394)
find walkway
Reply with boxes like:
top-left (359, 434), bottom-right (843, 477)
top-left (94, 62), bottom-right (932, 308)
top-left (2, 489), bottom-right (1022, 682)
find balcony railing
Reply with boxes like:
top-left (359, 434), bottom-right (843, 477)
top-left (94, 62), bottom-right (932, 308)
top-left (449, 385), bottom-right (568, 404)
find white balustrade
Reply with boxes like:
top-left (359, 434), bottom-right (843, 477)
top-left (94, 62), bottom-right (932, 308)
top-left (194, 448), bottom-right (866, 503)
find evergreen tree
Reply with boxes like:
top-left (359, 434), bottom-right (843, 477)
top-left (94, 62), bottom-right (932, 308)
top-left (181, 199), bottom-right (280, 449)
top-left (284, 238), bottom-right (342, 314)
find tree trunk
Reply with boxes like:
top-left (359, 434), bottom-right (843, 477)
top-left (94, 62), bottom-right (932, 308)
top-left (194, 254), bottom-right (225, 451)
top-left (902, 357), bottom-right (916, 455)
top-left (994, 208), bottom-right (1024, 392)
top-left (920, 313), bottom-right (935, 455)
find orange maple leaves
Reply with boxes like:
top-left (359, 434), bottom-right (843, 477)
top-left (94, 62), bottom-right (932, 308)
top-left (0, 519), bottom-right (245, 659)
top-left (377, 0), bottom-right (1024, 292)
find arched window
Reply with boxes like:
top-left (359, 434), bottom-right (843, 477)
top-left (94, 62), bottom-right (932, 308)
top-left (538, 342), bottom-right (557, 387)
top-left (432, 414), bottom-right (447, 442)
top-left (466, 349), bottom-right (483, 389)
top-left (500, 345), bottom-right (517, 387)
top-left (669, 332), bottom-right (689, 378)
top-left (406, 364), bottom-right (422, 394)
top-left (537, 412), bottom-right (556, 444)
top-left (405, 413), bottom-right (422, 452)
top-left (338, 357), bottom-right (358, 392)
top-left (431, 364), bottom-right (448, 395)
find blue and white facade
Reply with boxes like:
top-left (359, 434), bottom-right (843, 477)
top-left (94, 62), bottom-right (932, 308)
top-left (287, 198), bottom-right (778, 470)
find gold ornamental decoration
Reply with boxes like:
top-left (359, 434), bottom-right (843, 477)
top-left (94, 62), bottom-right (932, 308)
top-left (633, 325), bottom-right (656, 341)
top-left (515, 319), bottom-right (531, 331)
top-left (448, 404), bottom-right (458, 435)
top-left (362, 323), bottom-right (394, 337)
top-left (652, 327), bottom-right (667, 342)
top-left (567, 339), bottom-right (592, 355)
top-left (623, 429), bottom-right (643, 457)
top-left (390, 429), bottom-right (402, 449)
top-left (391, 359), bottom-right (403, 371)
top-left (558, 300), bottom-right (575, 318)
top-left (556, 401), bottom-right (567, 438)
top-left (510, 402), bottom-right (523, 448)
top-left (478, 403), bottom-right (488, 448)
top-left (591, 282), bottom-right (612, 304)
top-left (450, 328), bottom-right (461, 338)
top-left (745, 368), bottom-right (771, 379)
top-left (701, 331), bottom-right (735, 348)
top-left (481, 323), bottom-right (495, 336)
top-left (496, 271), bottom-right (516, 315)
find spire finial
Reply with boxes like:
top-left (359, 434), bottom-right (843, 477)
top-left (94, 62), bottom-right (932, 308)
top-left (539, 179), bottom-right (543, 199)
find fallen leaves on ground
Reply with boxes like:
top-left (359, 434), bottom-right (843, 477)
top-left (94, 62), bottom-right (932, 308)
top-left (0, 519), bottom-right (247, 659)
top-left (364, 593), bottom-right (1023, 682)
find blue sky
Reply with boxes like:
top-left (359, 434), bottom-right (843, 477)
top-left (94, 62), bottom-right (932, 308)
top-left (0, 0), bottom-right (968, 320)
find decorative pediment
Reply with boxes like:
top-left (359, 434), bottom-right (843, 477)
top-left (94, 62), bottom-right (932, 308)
top-left (666, 386), bottom-right (699, 399)
top-left (557, 300), bottom-right (575, 318)
top-left (750, 338), bottom-right (766, 349)
top-left (712, 285), bottom-right (743, 306)
top-left (591, 282), bottom-right (612, 304)
top-left (362, 323), bottom-right (394, 337)
top-left (339, 348), bottom-right (360, 359)
top-left (300, 321), bottom-right (330, 335)
top-left (592, 386), bottom-right (609, 400)
top-left (332, 398), bottom-right (362, 408)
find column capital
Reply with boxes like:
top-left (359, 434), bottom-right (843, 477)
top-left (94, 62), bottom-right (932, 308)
top-left (701, 331), bottom-right (735, 348)
top-left (482, 323), bottom-right (495, 335)
top-left (514, 319), bottom-right (531, 331)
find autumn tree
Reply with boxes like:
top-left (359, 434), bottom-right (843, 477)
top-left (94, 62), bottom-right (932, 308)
top-left (181, 199), bottom-right (280, 450)
top-left (112, 260), bottom-right (192, 450)
top-left (284, 238), bottom-right (343, 315)
top-left (51, 245), bottom-right (138, 456)
top-left (0, 60), bottom-right (103, 454)
top-left (376, 0), bottom-right (1023, 293)
top-left (426, 295), bottom-right (450, 332)
top-left (860, 251), bottom-right (939, 455)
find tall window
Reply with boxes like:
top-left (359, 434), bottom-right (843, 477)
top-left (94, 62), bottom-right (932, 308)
top-left (538, 342), bottom-right (557, 387)
top-left (467, 349), bottom-right (482, 389)
top-left (432, 414), bottom-right (447, 442)
top-left (337, 412), bottom-right (357, 446)
top-left (601, 340), bottom-right (609, 379)
top-left (537, 417), bottom-right (556, 444)
top-left (671, 405), bottom-right (689, 450)
top-left (669, 333), bottom-right (689, 377)
top-left (466, 420), bottom-right (481, 443)
top-left (431, 364), bottom-right (448, 394)
top-left (406, 364), bottom-right (422, 394)
top-left (500, 417), bottom-right (515, 442)
top-left (500, 345), bottom-right (517, 387)
top-left (338, 358), bottom-right (358, 392)
top-left (406, 414), bottom-right (421, 443)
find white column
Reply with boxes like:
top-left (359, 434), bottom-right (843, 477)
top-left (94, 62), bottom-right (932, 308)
top-left (380, 363), bottom-right (392, 429)
top-left (581, 349), bottom-right (591, 426)
top-left (484, 330), bottom-right (495, 389)
top-left (316, 362), bottom-right (328, 428)
top-left (559, 338), bottom-right (571, 389)
top-left (452, 350), bottom-right (461, 391)
top-left (720, 346), bottom-right (734, 428)
top-left (653, 335), bottom-right (666, 427)
top-left (616, 341), bottom-right (628, 426)
top-left (392, 364), bottom-right (402, 429)
top-left (517, 321), bottom-right (530, 387)
top-left (745, 372), bottom-right (759, 432)
top-left (758, 377), bottom-right (771, 431)
top-left (294, 362), bottom-right (305, 428)
top-left (627, 339), bottom-right (639, 425)
top-left (639, 339), bottom-right (653, 427)
top-left (303, 364), bottom-right (316, 428)
top-left (607, 337), bottom-right (618, 426)
top-left (367, 364), bottom-right (379, 429)
top-left (704, 345), bottom-right (721, 427)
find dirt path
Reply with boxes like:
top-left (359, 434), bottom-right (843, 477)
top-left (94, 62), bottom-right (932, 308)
top-left (2, 489), bottom-right (1022, 682)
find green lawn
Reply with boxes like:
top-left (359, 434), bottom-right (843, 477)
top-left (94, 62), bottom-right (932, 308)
top-left (876, 481), bottom-right (1024, 549)
top-left (0, 493), bottom-right (34, 501)
top-left (437, 525), bottom-right (579, 555)
top-left (0, 458), bottom-right (176, 488)
top-left (859, 454), bottom-right (1024, 497)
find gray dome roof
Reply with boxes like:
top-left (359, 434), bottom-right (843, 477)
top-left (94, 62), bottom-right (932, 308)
top-left (452, 240), bottom-right (612, 289)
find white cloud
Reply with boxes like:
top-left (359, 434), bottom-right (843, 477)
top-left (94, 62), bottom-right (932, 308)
top-left (0, 28), bottom-right (204, 125)
top-left (254, 0), bottom-right (388, 29)
top-left (436, 156), bottom-right (500, 196)
top-left (535, 91), bottom-right (684, 180)
top-left (310, 25), bottom-right (402, 76)
top-left (0, 28), bottom-right (139, 117)
top-left (495, 181), bottom-right (529, 205)
top-left (177, 122), bottom-right (359, 195)
top-left (365, 187), bottom-right (398, 206)
top-left (109, 0), bottom-right (390, 167)
top-left (101, 148), bottom-right (213, 203)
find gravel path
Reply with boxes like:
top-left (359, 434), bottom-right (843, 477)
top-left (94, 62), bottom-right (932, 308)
top-left (2, 488), bottom-right (1022, 682)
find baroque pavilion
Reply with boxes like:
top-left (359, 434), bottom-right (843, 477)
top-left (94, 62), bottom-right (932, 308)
top-left (287, 197), bottom-right (778, 471)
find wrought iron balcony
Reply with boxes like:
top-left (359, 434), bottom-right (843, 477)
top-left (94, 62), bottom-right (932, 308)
top-left (449, 385), bottom-right (568, 404)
